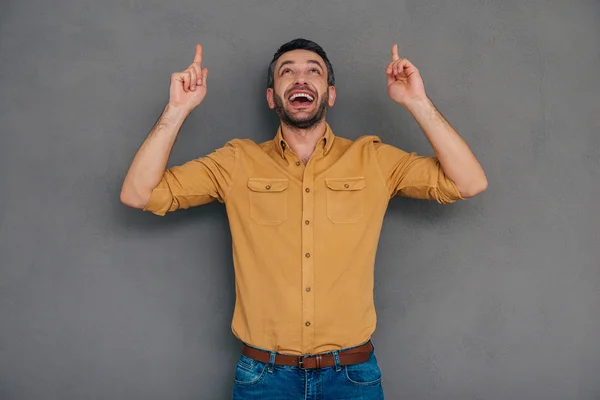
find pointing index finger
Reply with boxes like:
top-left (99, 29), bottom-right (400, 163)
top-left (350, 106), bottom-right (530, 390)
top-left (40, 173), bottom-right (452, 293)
top-left (193, 44), bottom-right (203, 66)
top-left (391, 44), bottom-right (400, 61)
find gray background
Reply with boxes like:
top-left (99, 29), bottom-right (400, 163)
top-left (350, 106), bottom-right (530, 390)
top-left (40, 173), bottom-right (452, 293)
top-left (1, 0), bottom-right (599, 398)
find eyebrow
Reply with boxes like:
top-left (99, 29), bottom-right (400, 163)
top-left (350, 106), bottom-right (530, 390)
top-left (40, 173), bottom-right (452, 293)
top-left (278, 60), bottom-right (324, 74)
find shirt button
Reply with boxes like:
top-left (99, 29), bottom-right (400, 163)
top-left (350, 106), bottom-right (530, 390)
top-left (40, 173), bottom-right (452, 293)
top-left (265, 185), bottom-right (271, 190)
top-left (305, 188), bottom-right (310, 193)
top-left (305, 220), bottom-right (310, 225)
top-left (306, 287), bottom-right (311, 292)
top-left (305, 321), bottom-right (311, 327)
top-left (344, 184), bottom-right (349, 188)
top-left (305, 253), bottom-right (311, 258)
top-left (296, 161), bottom-right (301, 166)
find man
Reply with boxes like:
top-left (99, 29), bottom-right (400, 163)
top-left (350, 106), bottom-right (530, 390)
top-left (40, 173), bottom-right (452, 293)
top-left (120, 38), bottom-right (487, 399)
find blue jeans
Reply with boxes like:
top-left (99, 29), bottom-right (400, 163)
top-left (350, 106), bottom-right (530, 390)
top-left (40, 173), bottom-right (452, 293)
top-left (231, 341), bottom-right (384, 400)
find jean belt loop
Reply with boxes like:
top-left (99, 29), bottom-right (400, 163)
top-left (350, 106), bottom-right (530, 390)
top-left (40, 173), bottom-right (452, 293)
top-left (267, 350), bottom-right (276, 373)
top-left (333, 350), bottom-right (342, 372)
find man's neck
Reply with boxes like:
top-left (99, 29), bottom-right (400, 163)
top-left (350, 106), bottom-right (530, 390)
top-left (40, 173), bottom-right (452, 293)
top-left (281, 120), bottom-right (327, 164)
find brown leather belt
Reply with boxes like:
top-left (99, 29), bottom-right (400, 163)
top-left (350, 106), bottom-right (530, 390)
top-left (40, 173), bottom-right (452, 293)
top-left (242, 341), bottom-right (373, 369)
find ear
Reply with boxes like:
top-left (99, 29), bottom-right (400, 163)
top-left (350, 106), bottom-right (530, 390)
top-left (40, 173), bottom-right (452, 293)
top-left (266, 88), bottom-right (275, 109)
top-left (328, 86), bottom-right (336, 107)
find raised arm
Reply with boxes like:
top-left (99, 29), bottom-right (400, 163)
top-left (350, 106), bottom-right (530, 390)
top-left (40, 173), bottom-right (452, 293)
top-left (120, 44), bottom-right (209, 209)
top-left (385, 43), bottom-right (487, 198)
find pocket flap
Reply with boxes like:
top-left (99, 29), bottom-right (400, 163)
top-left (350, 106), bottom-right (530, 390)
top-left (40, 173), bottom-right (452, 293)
top-left (248, 178), bottom-right (289, 192)
top-left (325, 177), bottom-right (366, 191)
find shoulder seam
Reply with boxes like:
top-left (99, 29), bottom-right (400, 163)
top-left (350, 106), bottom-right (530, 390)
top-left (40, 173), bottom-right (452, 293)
top-left (370, 139), bottom-right (391, 200)
top-left (223, 139), bottom-right (240, 203)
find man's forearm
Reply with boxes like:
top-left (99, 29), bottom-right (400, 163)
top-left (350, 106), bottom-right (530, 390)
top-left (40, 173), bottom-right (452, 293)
top-left (405, 97), bottom-right (487, 198)
top-left (120, 104), bottom-right (190, 208)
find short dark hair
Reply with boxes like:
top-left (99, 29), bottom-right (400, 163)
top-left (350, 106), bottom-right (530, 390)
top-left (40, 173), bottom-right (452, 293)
top-left (267, 38), bottom-right (335, 89)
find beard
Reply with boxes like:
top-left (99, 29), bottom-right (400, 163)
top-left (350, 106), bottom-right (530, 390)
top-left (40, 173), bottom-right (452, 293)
top-left (273, 90), bottom-right (329, 130)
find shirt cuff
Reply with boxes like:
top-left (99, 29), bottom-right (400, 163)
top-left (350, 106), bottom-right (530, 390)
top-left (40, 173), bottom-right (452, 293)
top-left (435, 176), bottom-right (465, 204)
top-left (142, 186), bottom-right (173, 216)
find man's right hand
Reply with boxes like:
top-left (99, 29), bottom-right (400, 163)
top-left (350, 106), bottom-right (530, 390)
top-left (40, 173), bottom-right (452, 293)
top-left (169, 44), bottom-right (208, 112)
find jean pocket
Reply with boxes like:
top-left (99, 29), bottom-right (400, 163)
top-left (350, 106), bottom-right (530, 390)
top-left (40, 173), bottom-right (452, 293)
top-left (234, 355), bottom-right (268, 386)
top-left (344, 352), bottom-right (382, 386)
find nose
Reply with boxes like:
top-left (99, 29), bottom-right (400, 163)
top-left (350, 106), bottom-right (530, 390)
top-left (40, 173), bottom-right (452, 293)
top-left (294, 72), bottom-right (308, 86)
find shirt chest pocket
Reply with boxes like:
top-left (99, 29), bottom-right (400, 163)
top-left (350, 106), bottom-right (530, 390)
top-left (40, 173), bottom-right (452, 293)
top-left (247, 178), bottom-right (289, 225)
top-left (325, 177), bottom-right (366, 224)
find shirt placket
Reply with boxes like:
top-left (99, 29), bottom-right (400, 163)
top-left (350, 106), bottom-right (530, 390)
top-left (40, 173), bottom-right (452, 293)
top-left (300, 149), bottom-right (321, 354)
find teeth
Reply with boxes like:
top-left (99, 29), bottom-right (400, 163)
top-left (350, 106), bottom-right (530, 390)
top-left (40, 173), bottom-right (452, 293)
top-left (289, 93), bottom-right (314, 101)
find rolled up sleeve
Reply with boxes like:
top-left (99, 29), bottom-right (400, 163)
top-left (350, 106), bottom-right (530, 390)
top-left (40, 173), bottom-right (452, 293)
top-left (374, 141), bottom-right (463, 204)
top-left (143, 140), bottom-right (238, 216)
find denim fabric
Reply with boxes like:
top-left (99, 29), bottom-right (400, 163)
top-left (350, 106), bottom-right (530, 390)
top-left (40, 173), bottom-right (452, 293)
top-left (231, 342), bottom-right (384, 400)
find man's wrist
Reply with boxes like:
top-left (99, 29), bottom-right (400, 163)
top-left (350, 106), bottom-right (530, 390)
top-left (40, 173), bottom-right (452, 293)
top-left (403, 96), bottom-right (431, 113)
top-left (164, 103), bottom-right (193, 123)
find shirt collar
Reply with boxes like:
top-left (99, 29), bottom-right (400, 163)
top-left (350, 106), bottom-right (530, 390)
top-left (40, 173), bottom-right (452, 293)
top-left (273, 123), bottom-right (335, 159)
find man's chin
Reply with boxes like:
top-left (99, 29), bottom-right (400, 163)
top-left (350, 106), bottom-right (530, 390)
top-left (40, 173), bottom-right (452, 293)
top-left (285, 114), bottom-right (320, 127)
top-left (281, 107), bottom-right (313, 120)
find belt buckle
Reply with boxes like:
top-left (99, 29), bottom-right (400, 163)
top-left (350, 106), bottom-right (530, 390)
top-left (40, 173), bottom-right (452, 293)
top-left (297, 354), bottom-right (323, 369)
top-left (297, 355), bottom-right (306, 369)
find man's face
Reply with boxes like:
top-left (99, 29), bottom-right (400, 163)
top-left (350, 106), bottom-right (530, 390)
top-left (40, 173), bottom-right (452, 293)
top-left (267, 49), bottom-right (336, 130)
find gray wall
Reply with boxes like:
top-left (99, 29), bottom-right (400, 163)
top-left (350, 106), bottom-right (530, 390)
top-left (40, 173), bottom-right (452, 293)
top-left (1, 0), bottom-right (599, 398)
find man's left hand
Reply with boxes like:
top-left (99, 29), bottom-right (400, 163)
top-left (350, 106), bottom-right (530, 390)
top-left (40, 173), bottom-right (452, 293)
top-left (386, 44), bottom-right (427, 106)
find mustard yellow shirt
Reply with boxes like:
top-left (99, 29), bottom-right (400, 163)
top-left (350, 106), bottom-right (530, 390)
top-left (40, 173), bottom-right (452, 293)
top-left (143, 123), bottom-right (463, 355)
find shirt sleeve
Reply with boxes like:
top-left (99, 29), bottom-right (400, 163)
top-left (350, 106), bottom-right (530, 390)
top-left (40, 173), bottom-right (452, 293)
top-left (373, 140), bottom-right (464, 204)
top-left (143, 140), bottom-right (238, 216)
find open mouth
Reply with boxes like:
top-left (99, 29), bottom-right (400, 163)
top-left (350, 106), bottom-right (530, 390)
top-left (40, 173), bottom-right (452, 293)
top-left (288, 91), bottom-right (315, 108)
